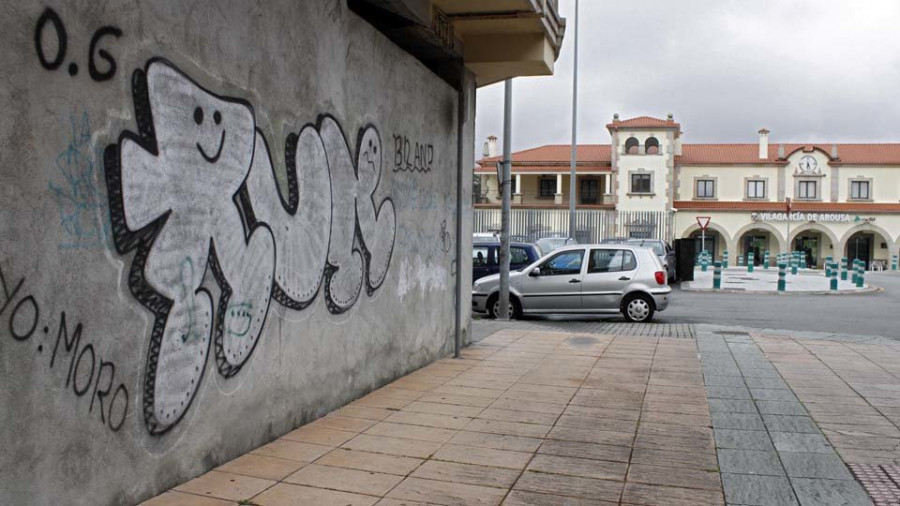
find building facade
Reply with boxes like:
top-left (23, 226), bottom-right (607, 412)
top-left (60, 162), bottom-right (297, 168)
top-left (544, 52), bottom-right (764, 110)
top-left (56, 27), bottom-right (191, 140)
top-left (475, 115), bottom-right (900, 268)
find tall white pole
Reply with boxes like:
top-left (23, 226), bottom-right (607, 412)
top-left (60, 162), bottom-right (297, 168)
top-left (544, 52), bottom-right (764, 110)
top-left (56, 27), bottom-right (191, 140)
top-left (568, 0), bottom-right (579, 239)
top-left (499, 80), bottom-right (513, 320)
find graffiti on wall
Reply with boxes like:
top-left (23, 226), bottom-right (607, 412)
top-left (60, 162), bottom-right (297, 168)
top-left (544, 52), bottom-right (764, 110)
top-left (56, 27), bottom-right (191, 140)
top-left (48, 110), bottom-right (111, 249)
top-left (393, 135), bottom-right (434, 173)
top-left (34, 7), bottom-right (122, 81)
top-left (1, 260), bottom-right (129, 432)
top-left (103, 59), bottom-right (395, 434)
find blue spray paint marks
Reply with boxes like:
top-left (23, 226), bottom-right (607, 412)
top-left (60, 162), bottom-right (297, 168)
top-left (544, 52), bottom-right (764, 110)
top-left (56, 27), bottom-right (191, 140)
top-left (48, 110), bottom-right (111, 250)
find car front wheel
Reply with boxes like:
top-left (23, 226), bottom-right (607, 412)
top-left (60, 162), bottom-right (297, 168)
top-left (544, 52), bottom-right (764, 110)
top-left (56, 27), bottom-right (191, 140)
top-left (488, 295), bottom-right (521, 319)
top-left (622, 293), bottom-right (655, 323)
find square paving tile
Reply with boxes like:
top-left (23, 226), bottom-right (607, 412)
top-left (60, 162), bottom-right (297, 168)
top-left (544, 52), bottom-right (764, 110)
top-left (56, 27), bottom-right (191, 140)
top-left (762, 415), bottom-right (821, 434)
top-left (717, 449), bottom-right (784, 476)
top-left (620, 482), bottom-right (725, 506)
top-left (791, 477), bottom-right (873, 506)
top-left (711, 412), bottom-right (766, 431)
top-left (714, 429), bottom-right (774, 450)
top-left (778, 452), bottom-right (853, 480)
top-left (708, 399), bottom-right (757, 413)
top-left (174, 470), bottom-right (274, 501)
top-left (721, 473), bottom-right (798, 505)
top-left (387, 477), bottom-right (507, 506)
top-left (411, 460), bottom-right (520, 488)
top-left (513, 471), bottom-right (623, 502)
top-left (216, 454), bottom-right (305, 481)
top-left (138, 491), bottom-right (235, 506)
top-left (770, 432), bottom-right (834, 453)
top-left (284, 464), bottom-right (403, 496)
top-left (526, 454), bottom-right (628, 481)
top-left (756, 401), bottom-right (808, 416)
top-left (253, 482), bottom-right (378, 506)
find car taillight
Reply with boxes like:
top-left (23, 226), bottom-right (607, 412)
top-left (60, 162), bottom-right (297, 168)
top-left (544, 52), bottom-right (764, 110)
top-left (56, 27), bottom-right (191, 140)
top-left (654, 271), bottom-right (666, 285)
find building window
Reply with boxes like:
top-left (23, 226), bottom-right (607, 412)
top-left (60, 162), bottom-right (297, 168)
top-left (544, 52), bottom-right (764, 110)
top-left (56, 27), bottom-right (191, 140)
top-left (798, 180), bottom-right (817, 200)
top-left (850, 180), bottom-right (870, 200)
top-left (581, 179), bottom-right (599, 204)
top-left (747, 180), bottom-right (766, 199)
top-left (625, 137), bottom-right (639, 154)
top-left (631, 173), bottom-right (652, 194)
top-left (696, 179), bottom-right (715, 199)
top-left (645, 137), bottom-right (660, 155)
top-left (539, 178), bottom-right (556, 197)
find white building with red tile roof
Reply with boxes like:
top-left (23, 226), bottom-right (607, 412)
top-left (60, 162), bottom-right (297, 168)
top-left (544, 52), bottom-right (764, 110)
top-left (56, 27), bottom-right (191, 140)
top-left (474, 115), bottom-right (900, 269)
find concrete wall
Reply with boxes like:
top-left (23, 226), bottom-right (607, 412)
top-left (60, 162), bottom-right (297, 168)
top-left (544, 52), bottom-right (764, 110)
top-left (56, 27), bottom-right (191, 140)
top-left (0, 1), bottom-right (472, 504)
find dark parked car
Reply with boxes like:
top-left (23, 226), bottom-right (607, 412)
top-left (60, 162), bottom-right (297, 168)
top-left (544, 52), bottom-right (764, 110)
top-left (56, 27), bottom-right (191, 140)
top-left (473, 241), bottom-right (542, 283)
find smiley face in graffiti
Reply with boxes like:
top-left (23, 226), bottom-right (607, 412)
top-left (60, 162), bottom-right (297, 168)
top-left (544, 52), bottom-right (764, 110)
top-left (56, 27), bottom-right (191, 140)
top-left (105, 59), bottom-right (276, 434)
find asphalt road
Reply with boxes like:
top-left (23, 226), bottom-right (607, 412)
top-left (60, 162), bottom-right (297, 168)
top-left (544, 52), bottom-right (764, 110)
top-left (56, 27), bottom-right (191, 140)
top-left (658, 271), bottom-right (900, 338)
top-left (498, 272), bottom-right (900, 339)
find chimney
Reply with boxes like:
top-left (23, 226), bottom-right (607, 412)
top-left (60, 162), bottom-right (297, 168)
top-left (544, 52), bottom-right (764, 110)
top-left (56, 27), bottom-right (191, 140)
top-left (486, 135), bottom-right (498, 157)
top-left (667, 113), bottom-right (674, 122)
top-left (613, 113), bottom-right (620, 122)
top-left (777, 144), bottom-right (785, 160)
top-left (831, 144), bottom-right (839, 159)
top-left (758, 128), bottom-right (770, 159)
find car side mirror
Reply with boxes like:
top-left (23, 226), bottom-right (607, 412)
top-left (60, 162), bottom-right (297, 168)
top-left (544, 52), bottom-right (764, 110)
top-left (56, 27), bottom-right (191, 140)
top-left (529, 267), bottom-right (541, 277)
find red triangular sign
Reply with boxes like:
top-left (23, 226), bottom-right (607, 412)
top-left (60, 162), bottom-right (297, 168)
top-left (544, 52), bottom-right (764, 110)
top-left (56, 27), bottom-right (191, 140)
top-left (696, 216), bottom-right (711, 230)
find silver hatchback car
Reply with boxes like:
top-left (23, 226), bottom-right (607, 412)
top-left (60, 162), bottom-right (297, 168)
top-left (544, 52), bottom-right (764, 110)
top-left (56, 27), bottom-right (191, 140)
top-left (472, 244), bottom-right (672, 322)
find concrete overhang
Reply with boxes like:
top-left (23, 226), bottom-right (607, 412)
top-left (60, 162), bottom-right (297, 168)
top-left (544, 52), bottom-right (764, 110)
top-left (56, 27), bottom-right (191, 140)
top-left (349, 0), bottom-right (565, 90)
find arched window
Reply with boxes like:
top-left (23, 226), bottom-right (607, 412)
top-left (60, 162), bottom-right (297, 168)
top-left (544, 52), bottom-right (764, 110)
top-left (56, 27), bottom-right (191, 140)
top-left (625, 137), bottom-right (639, 154)
top-left (645, 137), bottom-right (660, 155)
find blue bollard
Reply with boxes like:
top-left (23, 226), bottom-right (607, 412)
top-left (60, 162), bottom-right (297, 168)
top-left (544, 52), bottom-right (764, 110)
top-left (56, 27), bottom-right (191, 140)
top-left (778, 263), bottom-right (786, 291)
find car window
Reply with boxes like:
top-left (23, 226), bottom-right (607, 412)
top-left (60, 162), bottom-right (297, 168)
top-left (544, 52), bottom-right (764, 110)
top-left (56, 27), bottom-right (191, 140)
top-left (589, 249), bottom-right (636, 273)
top-left (473, 247), bottom-right (489, 267)
top-left (541, 250), bottom-right (584, 276)
top-left (510, 247), bottom-right (529, 265)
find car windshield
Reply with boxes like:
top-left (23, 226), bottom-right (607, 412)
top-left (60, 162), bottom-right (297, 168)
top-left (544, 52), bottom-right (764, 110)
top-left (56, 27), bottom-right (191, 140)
top-left (536, 238), bottom-right (570, 255)
top-left (627, 240), bottom-right (664, 256)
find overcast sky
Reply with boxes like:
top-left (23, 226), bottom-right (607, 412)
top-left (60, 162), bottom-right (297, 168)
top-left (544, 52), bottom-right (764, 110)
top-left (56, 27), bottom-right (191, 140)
top-left (474, 0), bottom-right (900, 156)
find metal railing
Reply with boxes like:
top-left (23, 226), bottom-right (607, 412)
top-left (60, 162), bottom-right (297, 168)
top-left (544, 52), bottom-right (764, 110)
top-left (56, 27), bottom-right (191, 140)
top-left (473, 209), bottom-right (673, 244)
top-left (472, 192), bottom-right (604, 205)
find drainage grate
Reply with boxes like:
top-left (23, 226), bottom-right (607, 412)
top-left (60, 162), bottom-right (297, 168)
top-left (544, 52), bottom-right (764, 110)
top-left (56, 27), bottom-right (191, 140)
top-left (849, 464), bottom-right (900, 505)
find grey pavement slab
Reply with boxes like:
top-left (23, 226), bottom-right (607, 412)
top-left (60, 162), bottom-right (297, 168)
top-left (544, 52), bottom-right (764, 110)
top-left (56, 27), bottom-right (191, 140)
top-left (756, 401), bottom-right (808, 416)
top-left (705, 375), bottom-right (747, 387)
top-left (744, 377), bottom-right (790, 390)
top-left (711, 412), bottom-right (766, 431)
top-left (779, 452), bottom-right (854, 480)
top-left (762, 415), bottom-right (821, 434)
top-left (791, 478), bottom-right (873, 506)
top-left (707, 386), bottom-right (752, 399)
top-left (714, 429), bottom-right (775, 451)
top-left (709, 399), bottom-right (758, 413)
top-left (771, 433), bottom-right (834, 454)
top-left (721, 473), bottom-right (798, 505)
top-left (750, 388), bottom-right (798, 402)
top-left (718, 449), bottom-right (785, 476)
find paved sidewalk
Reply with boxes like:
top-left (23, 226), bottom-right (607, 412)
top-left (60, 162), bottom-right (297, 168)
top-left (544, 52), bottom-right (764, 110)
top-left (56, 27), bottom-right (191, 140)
top-left (142, 329), bottom-right (723, 505)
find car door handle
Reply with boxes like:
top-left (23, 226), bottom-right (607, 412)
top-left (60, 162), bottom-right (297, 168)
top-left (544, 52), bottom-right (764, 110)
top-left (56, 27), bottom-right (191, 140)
top-left (569, 279), bottom-right (581, 284)
top-left (619, 276), bottom-right (631, 281)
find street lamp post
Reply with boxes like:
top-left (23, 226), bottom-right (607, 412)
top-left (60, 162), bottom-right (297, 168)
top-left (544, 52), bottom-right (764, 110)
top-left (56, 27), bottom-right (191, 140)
top-left (498, 79), bottom-right (513, 320)
top-left (568, 0), bottom-right (579, 240)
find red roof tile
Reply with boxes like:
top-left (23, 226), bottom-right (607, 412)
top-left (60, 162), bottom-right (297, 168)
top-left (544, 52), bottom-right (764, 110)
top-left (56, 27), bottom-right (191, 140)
top-left (475, 142), bottom-right (900, 170)
top-left (674, 201), bottom-right (900, 213)
top-left (478, 144), bottom-right (611, 165)
top-left (607, 116), bottom-right (681, 131)
top-left (474, 164), bottom-right (611, 174)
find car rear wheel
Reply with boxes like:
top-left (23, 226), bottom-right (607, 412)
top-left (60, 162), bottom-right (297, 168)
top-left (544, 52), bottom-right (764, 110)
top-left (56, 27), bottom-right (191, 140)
top-left (488, 295), bottom-right (521, 319)
top-left (622, 293), bottom-right (655, 323)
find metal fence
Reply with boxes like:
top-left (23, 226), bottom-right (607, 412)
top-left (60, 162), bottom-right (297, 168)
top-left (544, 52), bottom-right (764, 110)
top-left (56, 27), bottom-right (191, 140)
top-left (473, 209), bottom-right (673, 244)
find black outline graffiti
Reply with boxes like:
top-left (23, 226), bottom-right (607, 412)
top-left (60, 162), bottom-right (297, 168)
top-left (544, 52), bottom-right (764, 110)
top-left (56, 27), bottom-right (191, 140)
top-left (104, 58), bottom-right (276, 433)
top-left (393, 135), bottom-right (434, 173)
top-left (34, 7), bottom-right (122, 82)
top-left (34, 8), bottom-right (66, 71)
top-left (88, 25), bottom-right (123, 82)
top-left (105, 58), bottom-right (396, 434)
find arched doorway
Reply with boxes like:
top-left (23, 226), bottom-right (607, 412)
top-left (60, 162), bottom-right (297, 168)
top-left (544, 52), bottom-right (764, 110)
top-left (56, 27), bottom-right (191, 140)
top-left (682, 222), bottom-right (733, 263)
top-left (789, 224), bottom-right (839, 269)
top-left (843, 225), bottom-right (893, 270)
top-left (734, 223), bottom-right (785, 267)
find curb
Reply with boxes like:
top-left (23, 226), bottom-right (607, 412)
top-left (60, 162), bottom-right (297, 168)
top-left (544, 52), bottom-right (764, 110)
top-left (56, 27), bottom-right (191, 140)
top-left (678, 285), bottom-right (883, 296)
